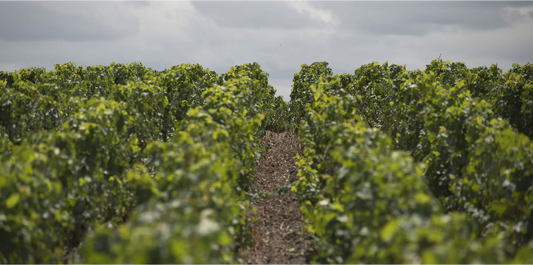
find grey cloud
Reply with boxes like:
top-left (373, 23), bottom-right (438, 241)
top-left (122, 1), bottom-right (151, 9)
top-left (312, 2), bottom-right (533, 36)
top-left (0, 2), bottom-right (140, 42)
top-left (191, 1), bottom-right (317, 29)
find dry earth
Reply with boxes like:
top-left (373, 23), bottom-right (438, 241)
top-left (242, 131), bottom-right (315, 264)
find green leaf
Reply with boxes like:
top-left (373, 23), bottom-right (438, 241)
top-left (6, 193), bottom-right (20, 209)
top-left (380, 219), bottom-right (399, 242)
top-left (422, 250), bottom-right (438, 264)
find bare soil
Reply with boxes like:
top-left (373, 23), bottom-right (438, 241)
top-left (242, 131), bottom-right (315, 264)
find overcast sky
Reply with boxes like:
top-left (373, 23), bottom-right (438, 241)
top-left (1, 1), bottom-right (532, 100)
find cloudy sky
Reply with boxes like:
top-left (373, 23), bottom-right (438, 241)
top-left (1, 1), bottom-right (532, 100)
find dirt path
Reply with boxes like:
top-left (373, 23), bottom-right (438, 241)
top-left (242, 131), bottom-right (315, 264)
